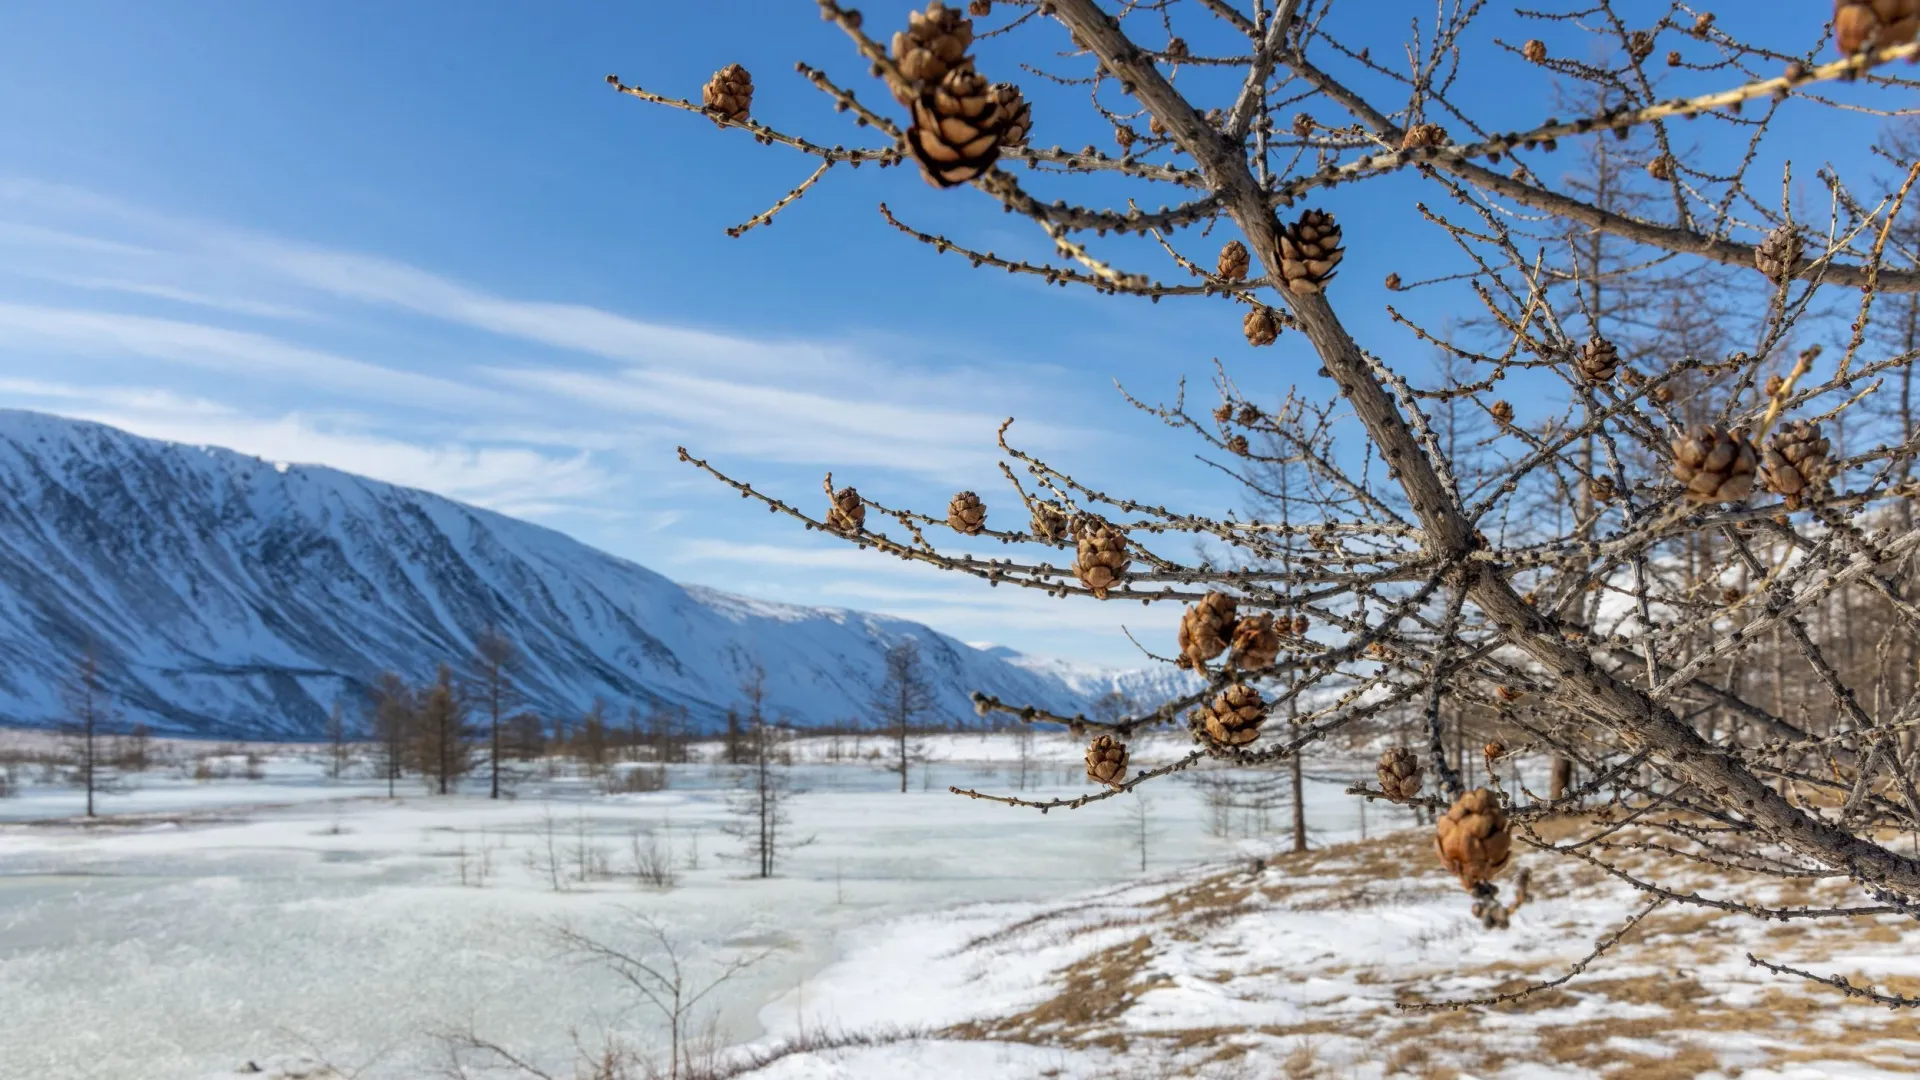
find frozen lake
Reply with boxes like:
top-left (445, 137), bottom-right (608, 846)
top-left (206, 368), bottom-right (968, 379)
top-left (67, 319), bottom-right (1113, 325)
top-left (0, 735), bottom-right (1408, 1079)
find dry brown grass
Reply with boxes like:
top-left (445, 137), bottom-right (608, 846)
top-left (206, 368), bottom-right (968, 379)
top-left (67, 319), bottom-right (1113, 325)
top-left (932, 816), bottom-right (1920, 1078)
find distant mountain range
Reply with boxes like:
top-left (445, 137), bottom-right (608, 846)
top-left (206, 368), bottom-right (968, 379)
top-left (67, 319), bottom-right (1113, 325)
top-left (0, 411), bottom-right (1194, 738)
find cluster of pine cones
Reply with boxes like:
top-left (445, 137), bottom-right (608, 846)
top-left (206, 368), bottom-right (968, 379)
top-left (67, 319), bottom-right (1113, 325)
top-left (1670, 422), bottom-right (1832, 508)
top-left (1376, 747), bottom-right (1516, 897)
top-left (1174, 591), bottom-right (1291, 674)
top-left (891, 2), bottom-right (1031, 187)
top-left (1191, 683), bottom-right (1269, 748)
top-left (1222, 213), bottom-right (1346, 346)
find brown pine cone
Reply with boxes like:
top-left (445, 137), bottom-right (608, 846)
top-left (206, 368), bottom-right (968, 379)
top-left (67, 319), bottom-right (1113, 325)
top-left (1401, 123), bottom-right (1448, 150)
top-left (1278, 210), bottom-right (1344, 296)
top-left (1085, 734), bottom-right (1129, 788)
top-left (1165, 37), bottom-right (1189, 59)
top-left (1212, 402), bottom-right (1234, 425)
top-left (1483, 739), bottom-right (1507, 759)
top-left (1435, 788), bottom-right (1513, 889)
top-left (991, 83), bottom-right (1031, 148)
top-left (826, 486), bottom-right (865, 532)
top-left (1385, 272), bottom-right (1403, 291)
top-left (1225, 434), bottom-right (1250, 456)
top-left (1692, 12), bottom-right (1716, 36)
top-left (968, 0), bottom-right (992, 15)
top-left (1194, 684), bottom-right (1268, 747)
top-left (1589, 475), bottom-right (1619, 503)
top-left (1754, 223), bottom-right (1804, 282)
top-left (1627, 30), bottom-right (1656, 62)
top-left (1292, 112), bottom-right (1315, 138)
top-left (1217, 240), bottom-right (1250, 282)
top-left (1178, 592), bottom-right (1238, 670)
top-left (1835, 1), bottom-right (1920, 54)
top-left (1029, 500), bottom-right (1071, 542)
top-left (1243, 306), bottom-right (1280, 347)
top-left (1074, 520), bottom-right (1131, 598)
top-left (1490, 400), bottom-right (1515, 426)
top-left (947, 490), bottom-right (987, 535)
top-left (891, 1), bottom-right (975, 92)
top-left (1236, 402), bottom-right (1262, 426)
top-left (1114, 124), bottom-right (1138, 151)
top-left (1229, 612), bottom-right (1281, 671)
top-left (1148, 114), bottom-right (1166, 137)
top-left (1291, 613), bottom-right (1310, 636)
top-left (1671, 425), bottom-right (1758, 504)
top-left (1761, 420), bottom-right (1832, 510)
top-left (907, 68), bottom-right (1012, 187)
top-left (1647, 155), bottom-right (1676, 181)
top-left (1576, 335), bottom-right (1619, 385)
top-left (1523, 39), bottom-right (1548, 63)
top-left (1377, 746), bottom-right (1423, 803)
top-left (702, 64), bottom-right (754, 123)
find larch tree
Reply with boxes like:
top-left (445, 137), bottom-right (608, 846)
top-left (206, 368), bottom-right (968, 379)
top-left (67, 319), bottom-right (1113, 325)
top-left (616, 1), bottom-right (1920, 1007)
top-left (323, 699), bottom-right (350, 781)
top-left (61, 648), bottom-right (110, 818)
top-left (370, 670), bottom-right (416, 799)
top-left (722, 663), bottom-right (811, 878)
top-left (416, 664), bottom-right (474, 795)
top-left (469, 626), bottom-right (520, 799)
top-left (872, 639), bottom-right (937, 793)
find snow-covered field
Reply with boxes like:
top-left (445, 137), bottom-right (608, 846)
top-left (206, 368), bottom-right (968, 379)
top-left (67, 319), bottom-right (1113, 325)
top-left (0, 732), bottom-right (1394, 1080)
top-left (8, 734), bottom-right (1911, 1080)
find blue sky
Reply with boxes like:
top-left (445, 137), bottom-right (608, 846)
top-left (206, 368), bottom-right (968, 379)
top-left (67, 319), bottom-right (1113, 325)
top-left (0, 1), bottom-right (1881, 667)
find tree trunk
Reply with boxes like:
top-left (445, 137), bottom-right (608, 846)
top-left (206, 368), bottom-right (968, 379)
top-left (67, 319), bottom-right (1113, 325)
top-left (1549, 754), bottom-right (1573, 801)
top-left (1289, 753), bottom-right (1306, 854)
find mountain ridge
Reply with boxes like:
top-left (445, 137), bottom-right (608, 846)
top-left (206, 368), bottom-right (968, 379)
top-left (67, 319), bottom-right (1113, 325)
top-left (0, 410), bottom-right (1193, 737)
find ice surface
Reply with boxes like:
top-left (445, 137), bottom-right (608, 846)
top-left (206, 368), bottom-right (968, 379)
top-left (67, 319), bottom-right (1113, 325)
top-left (0, 740), bottom-right (1379, 1079)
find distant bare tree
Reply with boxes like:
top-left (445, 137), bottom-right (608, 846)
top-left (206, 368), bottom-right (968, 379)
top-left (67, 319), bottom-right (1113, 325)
top-left (61, 649), bottom-right (110, 818)
top-left (1124, 792), bottom-right (1159, 873)
top-left (416, 664), bottom-right (474, 795)
top-left (323, 700), bottom-right (350, 781)
top-left (469, 626), bottom-right (520, 799)
top-left (369, 670), bottom-right (415, 799)
top-left (577, 698), bottom-right (611, 776)
top-left (722, 664), bottom-right (812, 878)
top-left (116, 720), bottom-right (151, 774)
top-left (872, 640), bottom-right (936, 793)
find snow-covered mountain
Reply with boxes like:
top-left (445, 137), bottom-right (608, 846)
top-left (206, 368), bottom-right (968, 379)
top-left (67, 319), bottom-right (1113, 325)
top-left (0, 411), bottom-right (1195, 738)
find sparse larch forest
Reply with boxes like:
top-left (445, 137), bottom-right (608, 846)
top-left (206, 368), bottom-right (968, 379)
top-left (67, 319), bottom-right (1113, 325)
top-left (611, 0), bottom-right (1920, 1010)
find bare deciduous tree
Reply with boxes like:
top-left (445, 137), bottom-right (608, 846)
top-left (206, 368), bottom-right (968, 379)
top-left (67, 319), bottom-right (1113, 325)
top-left (324, 700), bottom-right (350, 781)
top-left (62, 648), bottom-right (110, 818)
top-left (721, 664), bottom-right (812, 878)
top-left (370, 670), bottom-right (415, 799)
top-left (470, 626), bottom-right (520, 799)
top-left (415, 664), bottom-right (473, 796)
top-left (617, 2), bottom-right (1920, 1006)
top-left (872, 640), bottom-right (936, 793)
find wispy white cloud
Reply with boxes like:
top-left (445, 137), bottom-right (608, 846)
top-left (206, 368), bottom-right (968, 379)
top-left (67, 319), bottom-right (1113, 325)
top-left (0, 302), bottom-right (517, 412)
top-left (490, 366), bottom-right (1008, 475)
top-left (0, 179), bottom-right (1071, 478)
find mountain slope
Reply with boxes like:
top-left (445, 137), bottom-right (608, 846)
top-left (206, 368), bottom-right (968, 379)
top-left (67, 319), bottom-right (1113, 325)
top-left (0, 411), bottom-right (1192, 738)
